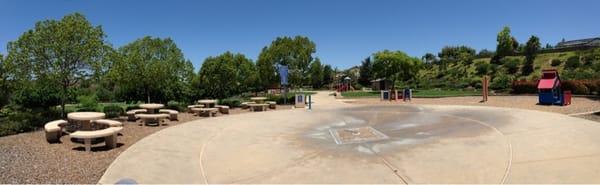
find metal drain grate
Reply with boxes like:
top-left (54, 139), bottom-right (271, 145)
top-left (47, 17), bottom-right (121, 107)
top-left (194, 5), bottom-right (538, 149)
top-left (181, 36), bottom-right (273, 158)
top-left (329, 126), bottom-right (389, 144)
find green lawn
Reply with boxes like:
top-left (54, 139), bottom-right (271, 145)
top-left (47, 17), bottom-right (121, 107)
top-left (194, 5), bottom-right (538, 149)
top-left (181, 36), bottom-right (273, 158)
top-left (63, 102), bottom-right (133, 112)
top-left (341, 89), bottom-right (482, 98)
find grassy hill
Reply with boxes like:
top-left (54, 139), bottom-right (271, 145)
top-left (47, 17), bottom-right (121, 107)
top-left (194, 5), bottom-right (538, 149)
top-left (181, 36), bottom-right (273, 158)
top-left (473, 51), bottom-right (579, 79)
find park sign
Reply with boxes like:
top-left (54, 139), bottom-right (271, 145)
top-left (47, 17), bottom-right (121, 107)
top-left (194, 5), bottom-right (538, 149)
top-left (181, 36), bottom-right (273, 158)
top-left (278, 65), bottom-right (289, 85)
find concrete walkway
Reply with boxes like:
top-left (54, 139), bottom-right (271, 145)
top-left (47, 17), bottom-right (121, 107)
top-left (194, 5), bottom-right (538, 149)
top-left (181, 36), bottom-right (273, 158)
top-left (100, 91), bottom-right (600, 184)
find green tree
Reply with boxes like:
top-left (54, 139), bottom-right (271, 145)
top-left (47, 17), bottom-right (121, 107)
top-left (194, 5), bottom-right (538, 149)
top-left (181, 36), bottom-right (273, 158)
top-left (501, 58), bottom-right (521, 74)
top-left (522, 35), bottom-right (541, 75)
top-left (565, 56), bottom-right (581, 69)
top-left (111, 36), bottom-right (194, 103)
top-left (422, 53), bottom-right (438, 64)
top-left (358, 57), bottom-right (373, 86)
top-left (0, 54), bottom-right (8, 106)
top-left (475, 61), bottom-right (491, 75)
top-left (495, 26), bottom-right (514, 63)
top-left (256, 36), bottom-right (316, 88)
top-left (438, 46), bottom-right (476, 77)
top-left (322, 64), bottom-right (334, 88)
top-left (309, 58), bottom-right (324, 88)
top-left (438, 46), bottom-right (476, 66)
top-left (477, 49), bottom-right (495, 58)
top-left (256, 46), bottom-right (277, 89)
top-left (197, 52), bottom-right (256, 99)
top-left (372, 50), bottom-right (421, 90)
top-left (5, 13), bottom-right (109, 117)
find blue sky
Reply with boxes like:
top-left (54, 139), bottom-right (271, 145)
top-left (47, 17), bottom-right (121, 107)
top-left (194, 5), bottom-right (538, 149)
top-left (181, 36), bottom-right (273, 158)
top-left (1, 0), bottom-right (599, 70)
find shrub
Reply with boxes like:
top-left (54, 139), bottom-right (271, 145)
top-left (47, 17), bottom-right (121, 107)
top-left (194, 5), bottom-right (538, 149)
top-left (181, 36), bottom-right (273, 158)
top-left (77, 94), bottom-right (98, 111)
top-left (103, 105), bottom-right (124, 118)
top-left (562, 80), bottom-right (589, 94)
top-left (267, 94), bottom-right (295, 105)
top-left (501, 58), bottom-right (521, 74)
top-left (125, 105), bottom-right (140, 111)
top-left (550, 59), bottom-right (562, 67)
top-left (510, 80), bottom-right (600, 95)
top-left (475, 62), bottom-right (491, 75)
top-left (565, 56), bottom-right (581, 69)
top-left (511, 80), bottom-right (538, 94)
top-left (165, 101), bottom-right (186, 112)
top-left (0, 106), bottom-right (61, 137)
top-left (490, 74), bottom-right (514, 90)
top-left (218, 98), bottom-right (242, 107)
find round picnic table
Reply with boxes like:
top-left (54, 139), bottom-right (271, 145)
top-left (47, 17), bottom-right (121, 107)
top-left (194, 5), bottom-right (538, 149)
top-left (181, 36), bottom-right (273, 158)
top-left (67, 112), bottom-right (106, 131)
top-left (197, 99), bottom-right (217, 108)
top-left (250, 97), bottom-right (267, 104)
top-left (139, 103), bottom-right (164, 114)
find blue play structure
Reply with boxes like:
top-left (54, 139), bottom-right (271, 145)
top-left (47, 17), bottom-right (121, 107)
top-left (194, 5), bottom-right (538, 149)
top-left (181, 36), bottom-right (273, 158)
top-left (537, 69), bottom-right (571, 106)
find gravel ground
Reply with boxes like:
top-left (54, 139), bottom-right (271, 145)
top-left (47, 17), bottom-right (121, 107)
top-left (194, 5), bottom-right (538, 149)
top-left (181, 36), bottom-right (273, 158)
top-left (0, 106), bottom-right (292, 184)
top-left (346, 95), bottom-right (600, 115)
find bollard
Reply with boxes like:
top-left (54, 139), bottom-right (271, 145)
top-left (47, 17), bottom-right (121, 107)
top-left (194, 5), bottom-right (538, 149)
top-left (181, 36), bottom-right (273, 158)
top-left (308, 95), bottom-right (312, 110)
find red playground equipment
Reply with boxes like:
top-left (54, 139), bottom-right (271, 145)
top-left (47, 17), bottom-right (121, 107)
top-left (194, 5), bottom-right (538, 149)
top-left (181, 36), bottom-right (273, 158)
top-left (336, 76), bottom-right (354, 92)
top-left (537, 69), bottom-right (571, 106)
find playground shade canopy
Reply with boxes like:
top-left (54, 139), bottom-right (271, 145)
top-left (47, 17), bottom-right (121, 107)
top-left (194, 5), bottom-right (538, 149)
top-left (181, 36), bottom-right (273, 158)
top-left (537, 78), bottom-right (557, 89)
top-left (537, 70), bottom-right (559, 89)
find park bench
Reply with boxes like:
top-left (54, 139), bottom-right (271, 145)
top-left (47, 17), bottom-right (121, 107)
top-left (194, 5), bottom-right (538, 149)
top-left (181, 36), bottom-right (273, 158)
top-left (70, 127), bottom-right (123, 152)
top-left (93, 119), bottom-right (123, 127)
top-left (241, 102), bottom-right (256, 109)
top-left (194, 108), bottom-right (218, 117)
top-left (44, 120), bottom-right (69, 143)
top-left (186, 104), bottom-right (204, 113)
top-left (126, 109), bottom-right (147, 121)
top-left (266, 101), bottom-right (277, 109)
top-left (249, 104), bottom-right (269, 112)
top-left (135, 114), bottom-right (169, 126)
top-left (215, 105), bottom-right (230, 114)
top-left (159, 109), bottom-right (179, 120)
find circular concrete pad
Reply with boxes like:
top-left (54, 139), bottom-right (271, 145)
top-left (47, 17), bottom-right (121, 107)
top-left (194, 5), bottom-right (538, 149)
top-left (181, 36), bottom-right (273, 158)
top-left (100, 93), bottom-right (600, 184)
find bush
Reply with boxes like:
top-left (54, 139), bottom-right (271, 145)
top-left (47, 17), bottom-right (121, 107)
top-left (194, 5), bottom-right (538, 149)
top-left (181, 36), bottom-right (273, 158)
top-left (267, 94), bottom-right (295, 105)
top-left (475, 62), bottom-right (491, 75)
top-left (511, 80), bottom-right (538, 94)
top-left (165, 101), bottom-right (186, 112)
top-left (565, 56), bottom-right (581, 69)
top-left (501, 58), bottom-right (521, 74)
top-left (0, 106), bottom-right (61, 137)
top-left (490, 74), bottom-right (514, 90)
top-left (550, 59), bottom-right (562, 67)
top-left (103, 105), bottom-right (124, 118)
top-left (125, 105), bottom-right (140, 111)
top-left (77, 94), bottom-right (98, 111)
top-left (562, 80), bottom-right (589, 94)
top-left (218, 98), bottom-right (242, 107)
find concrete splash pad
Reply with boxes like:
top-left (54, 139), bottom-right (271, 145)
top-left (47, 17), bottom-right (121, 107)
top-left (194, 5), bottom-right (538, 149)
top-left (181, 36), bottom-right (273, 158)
top-left (99, 98), bottom-right (600, 184)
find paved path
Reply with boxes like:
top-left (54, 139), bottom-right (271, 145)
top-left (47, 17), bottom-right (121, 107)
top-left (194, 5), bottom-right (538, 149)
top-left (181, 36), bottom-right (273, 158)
top-left (100, 91), bottom-right (600, 184)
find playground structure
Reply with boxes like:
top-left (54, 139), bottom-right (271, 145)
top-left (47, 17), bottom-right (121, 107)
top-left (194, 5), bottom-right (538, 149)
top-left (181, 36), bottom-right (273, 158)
top-left (537, 69), bottom-right (571, 106)
top-left (336, 76), bottom-right (354, 92)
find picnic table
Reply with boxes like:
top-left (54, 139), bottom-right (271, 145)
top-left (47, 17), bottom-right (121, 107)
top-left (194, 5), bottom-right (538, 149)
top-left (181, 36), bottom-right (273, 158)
top-left (67, 112), bottom-right (106, 131)
top-left (139, 103), bottom-right (164, 114)
top-left (250, 97), bottom-right (267, 104)
top-left (197, 99), bottom-right (217, 108)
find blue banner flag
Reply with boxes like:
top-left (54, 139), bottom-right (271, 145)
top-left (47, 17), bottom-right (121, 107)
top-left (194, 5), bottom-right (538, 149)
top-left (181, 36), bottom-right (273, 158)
top-left (278, 65), bottom-right (288, 85)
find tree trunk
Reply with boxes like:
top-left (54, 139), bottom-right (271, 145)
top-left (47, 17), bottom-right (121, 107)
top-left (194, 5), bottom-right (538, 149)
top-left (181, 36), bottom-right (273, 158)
top-left (147, 91), bottom-right (150, 103)
top-left (61, 84), bottom-right (67, 118)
